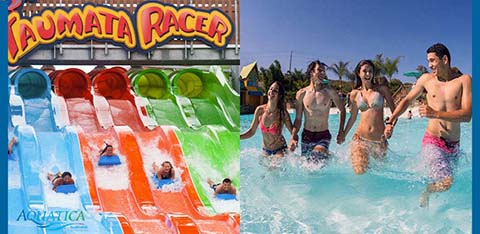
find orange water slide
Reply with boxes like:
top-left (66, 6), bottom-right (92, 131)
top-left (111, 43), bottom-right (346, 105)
top-left (77, 128), bottom-right (174, 234)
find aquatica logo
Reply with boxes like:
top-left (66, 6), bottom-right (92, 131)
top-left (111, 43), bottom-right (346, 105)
top-left (8, 1), bottom-right (234, 65)
top-left (16, 209), bottom-right (86, 230)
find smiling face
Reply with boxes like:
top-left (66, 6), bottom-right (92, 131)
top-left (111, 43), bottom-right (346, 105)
top-left (427, 52), bottom-right (448, 77)
top-left (222, 181), bottom-right (232, 191)
top-left (267, 82), bottom-right (280, 100)
top-left (310, 63), bottom-right (327, 85)
top-left (162, 162), bottom-right (172, 173)
top-left (359, 64), bottom-right (374, 82)
top-left (62, 174), bottom-right (73, 184)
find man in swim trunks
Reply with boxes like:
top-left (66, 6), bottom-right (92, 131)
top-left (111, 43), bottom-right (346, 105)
top-left (384, 43), bottom-right (471, 207)
top-left (289, 60), bottom-right (346, 163)
top-left (207, 178), bottom-right (237, 197)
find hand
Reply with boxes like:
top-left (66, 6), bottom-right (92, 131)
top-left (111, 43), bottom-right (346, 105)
top-left (384, 124), bottom-right (394, 139)
top-left (336, 131), bottom-right (345, 144)
top-left (289, 135), bottom-right (298, 152)
top-left (418, 104), bottom-right (437, 118)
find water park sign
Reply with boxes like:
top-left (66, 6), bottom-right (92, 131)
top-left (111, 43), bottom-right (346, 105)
top-left (8, 1), bottom-right (234, 65)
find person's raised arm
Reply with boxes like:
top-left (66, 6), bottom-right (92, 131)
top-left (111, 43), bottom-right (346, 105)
top-left (391, 76), bottom-right (427, 121)
top-left (420, 75), bottom-right (471, 122)
top-left (240, 106), bottom-right (263, 140)
top-left (385, 74), bottom-right (428, 138)
top-left (343, 91), bottom-right (359, 137)
top-left (328, 87), bottom-right (346, 144)
top-left (171, 168), bottom-right (176, 180)
top-left (8, 137), bottom-right (17, 154)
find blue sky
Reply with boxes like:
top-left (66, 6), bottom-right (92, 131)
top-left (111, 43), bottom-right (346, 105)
top-left (240, 0), bottom-right (472, 83)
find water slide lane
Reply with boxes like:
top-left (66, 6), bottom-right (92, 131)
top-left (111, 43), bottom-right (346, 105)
top-left (9, 125), bottom-right (43, 234)
top-left (171, 68), bottom-right (239, 130)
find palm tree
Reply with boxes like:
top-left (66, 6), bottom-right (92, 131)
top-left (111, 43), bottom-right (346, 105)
top-left (269, 60), bottom-right (284, 82)
top-left (345, 69), bottom-right (356, 90)
top-left (328, 61), bottom-right (350, 89)
top-left (416, 65), bottom-right (428, 79)
top-left (383, 56), bottom-right (401, 82)
top-left (259, 60), bottom-right (285, 92)
top-left (373, 54), bottom-right (386, 76)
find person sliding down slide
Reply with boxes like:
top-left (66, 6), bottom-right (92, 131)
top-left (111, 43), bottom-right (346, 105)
top-left (207, 178), bottom-right (237, 197)
top-left (98, 143), bottom-right (121, 166)
top-left (47, 171), bottom-right (75, 192)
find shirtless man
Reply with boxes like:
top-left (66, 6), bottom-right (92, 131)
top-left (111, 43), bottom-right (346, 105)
top-left (289, 60), bottom-right (346, 163)
top-left (207, 178), bottom-right (237, 197)
top-left (384, 43), bottom-right (472, 207)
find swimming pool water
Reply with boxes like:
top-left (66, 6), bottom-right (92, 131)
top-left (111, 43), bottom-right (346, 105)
top-left (240, 113), bottom-right (472, 234)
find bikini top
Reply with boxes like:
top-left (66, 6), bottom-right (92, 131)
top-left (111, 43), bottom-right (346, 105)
top-left (259, 108), bottom-right (281, 135)
top-left (356, 90), bottom-right (384, 112)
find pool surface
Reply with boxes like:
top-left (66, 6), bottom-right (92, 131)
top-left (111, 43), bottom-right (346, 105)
top-left (240, 113), bottom-right (471, 234)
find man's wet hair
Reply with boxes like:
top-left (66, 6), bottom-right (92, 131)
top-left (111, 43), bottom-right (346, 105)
top-left (62, 172), bottom-right (72, 178)
top-left (222, 178), bottom-right (232, 184)
top-left (306, 60), bottom-right (327, 78)
top-left (427, 43), bottom-right (451, 66)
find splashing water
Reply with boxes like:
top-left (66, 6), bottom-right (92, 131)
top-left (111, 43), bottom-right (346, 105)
top-left (241, 113), bottom-right (471, 233)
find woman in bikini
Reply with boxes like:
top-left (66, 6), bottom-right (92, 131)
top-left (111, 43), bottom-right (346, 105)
top-left (241, 81), bottom-right (294, 158)
top-left (343, 60), bottom-right (396, 174)
top-left (152, 161), bottom-right (175, 180)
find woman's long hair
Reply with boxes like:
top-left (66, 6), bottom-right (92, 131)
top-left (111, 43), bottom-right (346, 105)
top-left (271, 81), bottom-right (286, 129)
top-left (354, 60), bottom-right (377, 89)
top-left (162, 161), bottom-right (173, 177)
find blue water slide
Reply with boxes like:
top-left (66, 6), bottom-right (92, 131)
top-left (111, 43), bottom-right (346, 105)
top-left (14, 125), bottom-right (44, 210)
top-left (8, 134), bottom-right (42, 234)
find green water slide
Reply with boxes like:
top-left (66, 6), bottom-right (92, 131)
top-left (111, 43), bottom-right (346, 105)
top-left (130, 67), bottom-right (239, 211)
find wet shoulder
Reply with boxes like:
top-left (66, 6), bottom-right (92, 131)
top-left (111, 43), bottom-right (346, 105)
top-left (418, 73), bottom-right (435, 84)
top-left (296, 88), bottom-right (307, 99)
top-left (458, 73), bottom-right (472, 82)
top-left (254, 104), bottom-right (266, 116)
top-left (349, 89), bottom-right (360, 99)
